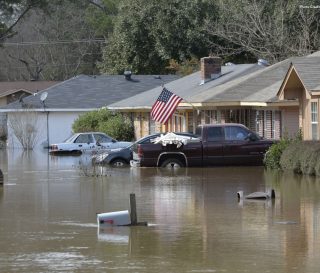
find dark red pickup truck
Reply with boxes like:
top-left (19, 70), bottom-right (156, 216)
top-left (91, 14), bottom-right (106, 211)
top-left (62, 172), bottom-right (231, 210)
top-left (131, 123), bottom-right (275, 168)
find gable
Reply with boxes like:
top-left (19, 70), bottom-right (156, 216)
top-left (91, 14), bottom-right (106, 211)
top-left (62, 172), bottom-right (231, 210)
top-left (277, 65), bottom-right (308, 101)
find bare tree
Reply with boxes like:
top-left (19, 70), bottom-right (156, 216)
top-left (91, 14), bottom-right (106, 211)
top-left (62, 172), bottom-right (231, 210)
top-left (207, 0), bottom-right (320, 63)
top-left (0, 2), bottom-right (103, 81)
top-left (8, 109), bottom-right (42, 150)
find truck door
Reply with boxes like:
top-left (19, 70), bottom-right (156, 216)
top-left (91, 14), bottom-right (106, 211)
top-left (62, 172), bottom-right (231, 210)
top-left (223, 126), bottom-right (259, 164)
top-left (202, 126), bottom-right (224, 166)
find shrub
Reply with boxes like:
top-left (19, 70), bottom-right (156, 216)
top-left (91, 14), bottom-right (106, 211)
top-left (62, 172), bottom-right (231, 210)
top-left (72, 108), bottom-right (112, 132)
top-left (72, 108), bottom-right (134, 141)
top-left (278, 141), bottom-right (320, 176)
top-left (264, 137), bottom-right (291, 169)
top-left (279, 141), bottom-right (302, 173)
top-left (98, 114), bottom-right (134, 141)
top-left (299, 142), bottom-right (320, 175)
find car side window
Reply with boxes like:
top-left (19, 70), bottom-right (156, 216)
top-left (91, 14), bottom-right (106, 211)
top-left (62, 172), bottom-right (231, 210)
top-left (94, 134), bottom-right (112, 143)
top-left (74, 134), bottom-right (93, 143)
top-left (207, 127), bottom-right (224, 141)
top-left (142, 137), bottom-right (156, 144)
top-left (225, 126), bottom-right (249, 141)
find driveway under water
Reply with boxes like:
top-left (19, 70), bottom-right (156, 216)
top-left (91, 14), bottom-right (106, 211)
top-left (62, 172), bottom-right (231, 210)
top-left (1, 149), bottom-right (320, 273)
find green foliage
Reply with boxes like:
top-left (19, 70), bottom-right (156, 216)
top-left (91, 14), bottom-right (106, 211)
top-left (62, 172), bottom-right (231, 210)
top-left (265, 128), bottom-right (320, 176)
top-left (264, 137), bottom-right (291, 170)
top-left (167, 57), bottom-right (200, 76)
top-left (264, 129), bottom-right (303, 170)
top-left (72, 108), bottom-right (134, 141)
top-left (85, 0), bottom-right (120, 37)
top-left (279, 141), bottom-right (302, 173)
top-left (98, 114), bottom-right (134, 141)
top-left (280, 142), bottom-right (320, 176)
top-left (98, 0), bottom-right (218, 74)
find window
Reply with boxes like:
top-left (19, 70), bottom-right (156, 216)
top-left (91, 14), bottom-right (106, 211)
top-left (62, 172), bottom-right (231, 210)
top-left (94, 134), bottom-right (112, 143)
top-left (225, 126), bottom-right (249, 141)
top-left (207, 127), bottom-right (224, 141)
top-left (195, 127), bottom-right (202, 138)
top-left (75, 134), bottom-right (93, 143)
top-left (311, 102), bottom-right (318, 140)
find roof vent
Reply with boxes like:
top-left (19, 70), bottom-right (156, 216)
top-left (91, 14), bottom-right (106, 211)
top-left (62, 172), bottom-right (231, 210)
top-left (124, 70), bottom-right (132, 80)
top-left (257, 59), bottom-right (269, 66)
top-left (225, 62), bottom-right (235, 66)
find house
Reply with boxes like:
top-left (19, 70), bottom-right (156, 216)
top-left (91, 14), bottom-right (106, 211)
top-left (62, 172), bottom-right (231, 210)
top-left (108, 57), bottom-right (268, 139)
top-left (277, 51), bottom-right (320, 140)
top-left (108, 53), bottom-right (320, 140)
top-left (0, 81), bottom-right (58, 140)
top-left (0, 73), bottom-right (178, 148)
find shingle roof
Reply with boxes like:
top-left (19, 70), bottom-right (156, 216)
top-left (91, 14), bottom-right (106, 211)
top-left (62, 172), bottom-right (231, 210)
top-left (108, 64), bottom-right (263, 109)
top-left (0, 74), bottom-right (178, 110)
top-left (109, 53), bottom-right (320, 108)
top-left (193, 58), bottom-right (292, 103)
top-left (291, 57), bottom-right (320, 91)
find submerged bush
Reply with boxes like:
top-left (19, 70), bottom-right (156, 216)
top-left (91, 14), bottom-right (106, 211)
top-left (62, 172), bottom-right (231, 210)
top-left (264, 138), bottom-right (291, 169)
top-left (281, 141), bottom-right (320, 176)
top-left (279, 141), bottom-right (303, 173)
top-left (267, 139), bottom-right (320, 176)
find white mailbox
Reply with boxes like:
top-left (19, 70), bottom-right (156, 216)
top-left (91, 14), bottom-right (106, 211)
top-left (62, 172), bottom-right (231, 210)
top-left (97, 210), bottom-right (131, 226)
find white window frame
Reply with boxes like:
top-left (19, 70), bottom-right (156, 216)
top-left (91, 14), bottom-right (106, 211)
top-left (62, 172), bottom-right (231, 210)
top-left (311, 101), bottom-right (318, 140)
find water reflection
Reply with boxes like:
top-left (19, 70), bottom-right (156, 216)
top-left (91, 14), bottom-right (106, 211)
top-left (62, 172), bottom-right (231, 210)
top-left (98, 226), bottom-right (130, 244)
top-left (1, 149), bottom-right (320, 272)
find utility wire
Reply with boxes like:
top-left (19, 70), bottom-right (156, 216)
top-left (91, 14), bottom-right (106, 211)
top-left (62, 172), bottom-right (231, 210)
top-left (1, 39), bottom-right (106, 46)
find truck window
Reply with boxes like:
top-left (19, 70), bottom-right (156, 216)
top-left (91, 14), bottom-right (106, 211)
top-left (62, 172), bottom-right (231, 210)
top-left (195, 127), bottom-right (202, 138)
top-left (207, 127), bottom-right (224, 141)
top-left (225, 126), bottom-right (248, 141)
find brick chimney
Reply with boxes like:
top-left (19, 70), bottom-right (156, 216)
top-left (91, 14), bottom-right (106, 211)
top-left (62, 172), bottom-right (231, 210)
top-left (200, 56), bottom-right (222, 84)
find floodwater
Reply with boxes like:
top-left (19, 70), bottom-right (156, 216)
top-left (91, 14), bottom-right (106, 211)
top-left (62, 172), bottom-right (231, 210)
top-left (1, 150), bottom-right (320, 273)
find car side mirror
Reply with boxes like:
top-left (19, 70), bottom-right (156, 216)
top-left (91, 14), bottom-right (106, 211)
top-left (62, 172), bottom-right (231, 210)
top-left (96, 141), bottom-right (101, 146)
top-left (112, 139), bottom-right (116, 143)
top-left (246, 133), bottom-right (257, 141)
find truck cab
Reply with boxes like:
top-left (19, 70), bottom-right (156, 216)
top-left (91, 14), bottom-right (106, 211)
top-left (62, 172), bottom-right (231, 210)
top-left (131, 124), bottom-right (275, 168)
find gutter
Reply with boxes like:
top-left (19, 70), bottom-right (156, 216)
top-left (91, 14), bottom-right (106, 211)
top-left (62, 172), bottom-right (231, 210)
top-left (0, 108), bottom-right (101, 113)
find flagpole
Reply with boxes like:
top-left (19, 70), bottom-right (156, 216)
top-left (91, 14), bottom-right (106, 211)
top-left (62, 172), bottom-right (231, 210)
top-left (161, 85), bottom-right (211, 121)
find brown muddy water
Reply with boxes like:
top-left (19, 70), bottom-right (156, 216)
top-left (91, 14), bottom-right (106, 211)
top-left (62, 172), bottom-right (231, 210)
top-left (1, 149), bottom-right (320, 273)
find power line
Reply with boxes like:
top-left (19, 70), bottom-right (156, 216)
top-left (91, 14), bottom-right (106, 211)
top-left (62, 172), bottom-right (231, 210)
top-left (0, 62), bottom-right (99, 70)
top-left (1, 39), bottom-right (106, 46)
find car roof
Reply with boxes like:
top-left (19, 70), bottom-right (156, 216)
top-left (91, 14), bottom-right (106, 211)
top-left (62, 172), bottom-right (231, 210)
top-left (74, 132), bottom-right (108, 135)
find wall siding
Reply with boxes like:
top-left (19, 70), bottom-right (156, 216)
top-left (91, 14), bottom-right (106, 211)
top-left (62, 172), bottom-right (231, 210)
top-left (282, 108), bottom-right (299, 138)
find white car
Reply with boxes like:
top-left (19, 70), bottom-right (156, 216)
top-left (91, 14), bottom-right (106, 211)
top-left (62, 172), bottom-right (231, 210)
top-left (49, 132), bottom-right (132, 155)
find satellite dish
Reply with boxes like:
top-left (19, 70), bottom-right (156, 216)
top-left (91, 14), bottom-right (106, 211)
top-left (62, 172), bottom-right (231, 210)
top-left (40, 92), bottom-right (48, 102)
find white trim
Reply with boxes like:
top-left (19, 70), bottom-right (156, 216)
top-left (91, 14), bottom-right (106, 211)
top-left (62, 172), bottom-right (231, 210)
top-left (0, 108), bottom-right (99, 113)
top-left (107, 106), bottom-right (153, 110)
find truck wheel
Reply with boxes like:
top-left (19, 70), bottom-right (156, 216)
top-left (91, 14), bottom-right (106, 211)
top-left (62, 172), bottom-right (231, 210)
top-left (111, 159), bottom-right (128, 167)
top-left (160, 158), bottom-right (184, 168)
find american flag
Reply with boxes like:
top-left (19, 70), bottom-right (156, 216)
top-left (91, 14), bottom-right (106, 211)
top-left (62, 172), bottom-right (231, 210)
top-left (151, 87), bottom-right (183, 124)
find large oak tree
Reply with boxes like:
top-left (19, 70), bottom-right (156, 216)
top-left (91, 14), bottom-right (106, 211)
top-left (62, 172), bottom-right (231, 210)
top-left (98, 0), bottom-right (218, 74)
